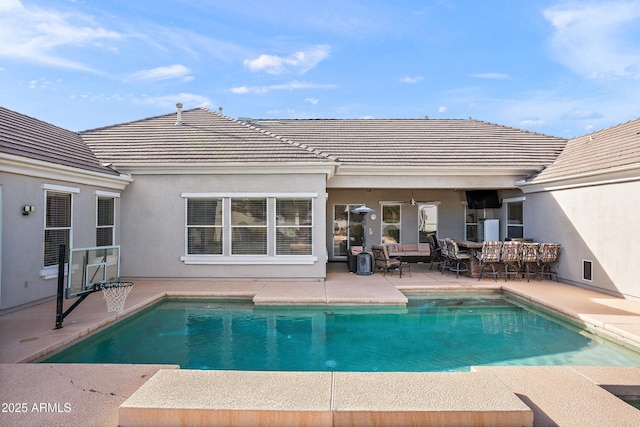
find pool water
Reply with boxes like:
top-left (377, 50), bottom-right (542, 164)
top-left (44, 294), bottom-right (640, 371)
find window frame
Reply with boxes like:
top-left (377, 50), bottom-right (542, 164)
top-left (464, 205), bottom-right (485, 242)
top-left (332, 203), bottom-right (364, 258)
top-left (41, 184), bottom-right (79, 279)
top-left (181, 193), bottom-right (317, 265)
top-left (380, 203), bottom-right (401, 244)
top-left (504, 196), bottom-right (525, 240)
top-left (275, 198), bottom-right (313, 256)
top-left (230, 197), bottom-right (268, 255)
top-left (186, 197), bottom-right (224, 255)
top-left (418, 203), bottom-right (439, 243)
top-left (96, 191), bottom-right (118, 247)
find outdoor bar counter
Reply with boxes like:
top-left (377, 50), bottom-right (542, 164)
top-left (456, 240), bottom-right (483, 278)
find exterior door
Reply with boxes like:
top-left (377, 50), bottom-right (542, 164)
top-left (332, 204), bottom-right (363, 258)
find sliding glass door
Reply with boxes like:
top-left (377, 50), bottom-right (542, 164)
top-left (333, 204), bottom-right (363, 258)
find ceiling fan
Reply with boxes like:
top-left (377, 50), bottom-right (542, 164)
top-left (399, 191), bottom-right (430, 206)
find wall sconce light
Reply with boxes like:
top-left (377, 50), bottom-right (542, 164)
top-left (22, 205), bottom-right (35, 215)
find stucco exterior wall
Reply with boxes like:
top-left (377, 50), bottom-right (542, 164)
top-left (0, 173), bottom-right (123, 311)
top-left (524, 180), bottom-right (640, 301)
top-left (118, 173), bottom-right (328, 281)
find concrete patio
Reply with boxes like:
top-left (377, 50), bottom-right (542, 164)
top-left (1, 262), bottom-right (639, 426)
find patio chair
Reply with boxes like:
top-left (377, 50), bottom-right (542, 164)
top-left (519, 243), bottom-right (540, 282)
top-left (426, 234), bottom-right (442, 271)
top-left (446, 239), bottom-right (470, 279)
top-left (500, 241), bottom-right (521, 281)
top-left (437, 238), bottom-right (450, 274)
top-left (537, 243), bottom-right (561, 281)
top-left (371, 245), bottom-right (403, 277)
top-left (476, 241), bottom-right (502, 282)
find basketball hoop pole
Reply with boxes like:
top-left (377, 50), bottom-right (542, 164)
top-left (54, 244), bottom-right (89, 329)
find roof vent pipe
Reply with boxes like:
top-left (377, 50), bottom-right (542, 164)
top-left (175, 103), bottom-right (183, 125)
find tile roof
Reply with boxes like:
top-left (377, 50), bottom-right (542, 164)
top-left (244, 118), bottom-right (567, 168)
top-left (529, 117), bottom-right (640, 182)
top-left (0, 106), bottom-right (119, 176)
top-left (80, 108), bottom-right (336, 165)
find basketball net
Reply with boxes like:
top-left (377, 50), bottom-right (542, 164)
top-left (100, 282), bottom-right (134, 313)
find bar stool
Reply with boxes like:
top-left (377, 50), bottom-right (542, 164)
top-left (437, 238), bottom-right (450, 274)
top-left (500, 241), bottom-right (521, 281)
top-left (447, 239), bottom-right (470, 279)
top-left (476, 241), bottom-right (502, 281)
top-left (537, 243), bottom-right (561, 281)
top-left (519, 243), bottom-right (539, 282)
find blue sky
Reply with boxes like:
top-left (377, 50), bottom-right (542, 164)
top-left (1, 0), bottom-right (639, 137)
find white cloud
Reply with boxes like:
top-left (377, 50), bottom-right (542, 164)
top-left (231, 86), bottom-right (250, 94)
top-left (245, 54), bottom-right (284, 74)
top-left (0, 1), bottom-right (124, 72)
top-left (305, 97), bottom-right (319, 105)
top-left (0, 0), bottom-right (23, 12)
top-left (438, 106), bottom-right (447, 113)
top-left (127, 64), bottom-right (193, 82)
top-left (230, 81), bottom-right (338, 94)
top-left (244, 45), bottom-right (331, 75)
top-left (399, 76), bottom-right (423, 83)
top-left (543, 1), bottom-right (640, 79)
top-left (471, 73), bottom-right (509, 79)
top-left (519, 117), bottom-right (546, 127)
top-left (562, 107), bottom-right (603, 120)
top-left (26, 77), bottom-right (59, 90)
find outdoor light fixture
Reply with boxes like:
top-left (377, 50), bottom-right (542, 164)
top-left (22, 205), bottom-right (35, 215)
top-left (351, 205), bottom-right (375, 251)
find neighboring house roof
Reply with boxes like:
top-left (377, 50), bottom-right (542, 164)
top-left (0, 106), bottom-right (119, 176)
top-left (526, 117), bottom-right (640, 183)
top-left (81, 108), bottom-right (336, 165)
top-left (244, 118), bottom-right (567, 168)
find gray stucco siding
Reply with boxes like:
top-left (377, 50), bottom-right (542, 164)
top-left (117, 173), bottom-right (328, 281)
top-left (523, 179), bottom-right (640, 300)
top-left (0, 173), bottom-right (123, 310)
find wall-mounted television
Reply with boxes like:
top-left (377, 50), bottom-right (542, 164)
top-left (465, 190), bottom-right (502, 209)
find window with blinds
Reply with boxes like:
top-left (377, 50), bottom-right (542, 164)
top-left (231, 198), bottom-right (267, 254)
top-left (276, 199), bottom-right (312, 255)
top-left (97, 197), bottom-right (115, 246)
top-left (44, 192), bottom-right (71, 266)
top-left (187, 198), bottom-right (223, 254)
top-left (183, 195), bottom-right (315, 260)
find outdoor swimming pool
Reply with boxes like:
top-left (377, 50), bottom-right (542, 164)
top-left (44, 293), bottom-right (640, 371)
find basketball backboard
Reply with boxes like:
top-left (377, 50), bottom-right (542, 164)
top-left (67, 246), bottom-right (120, 298)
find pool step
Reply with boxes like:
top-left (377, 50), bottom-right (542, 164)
top-left (253, 280), bottom-right (409, 306)
top-left (118, 370), bottom-right (532, 427)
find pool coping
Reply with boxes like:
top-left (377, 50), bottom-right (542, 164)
top-left (2, 269), bottom-right (640, 426)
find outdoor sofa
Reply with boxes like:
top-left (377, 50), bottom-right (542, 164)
top-left (385, 243), bottom-right (431, 263)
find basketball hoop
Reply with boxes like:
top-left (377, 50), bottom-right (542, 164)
top-left (100, 282), bottom-right (134, 313)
